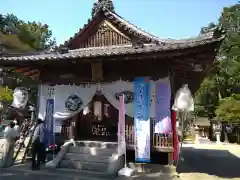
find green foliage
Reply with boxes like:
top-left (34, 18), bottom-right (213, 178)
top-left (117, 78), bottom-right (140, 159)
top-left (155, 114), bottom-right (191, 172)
top-left (0, 32), bottom-right (33, 52)
top-left (195, 2), bottom-right (240, 122)
top-left (0, 13), bottom-right (56, 105)
top-left (0, 13), bottom-right (56, 52)
top-left (194, 78), bottom-right (219, 118)
top-left (17, 21), bottom-right (56, 50)
top-left (0, 86), bottom-right (13, 102)
top-left (92, 0), bottom-right (115, 17)
top-left (216, 94), bottom-right (240, 122)
top-left (200, 22), bottom-right (217, 34)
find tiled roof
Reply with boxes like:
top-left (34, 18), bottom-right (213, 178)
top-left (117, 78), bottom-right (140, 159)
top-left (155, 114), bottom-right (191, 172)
top-left (0, 37), bottom-right (223, 62)
top-left (195, 117), bottom-right (210, 126)
top-left (0, 1), bottom-right (225, 62)
top-left (63, 5), bottom-right (222, 47)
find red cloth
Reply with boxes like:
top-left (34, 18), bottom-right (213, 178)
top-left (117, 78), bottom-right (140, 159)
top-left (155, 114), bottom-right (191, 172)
top-left (172, 110), bottom-right (178, 161)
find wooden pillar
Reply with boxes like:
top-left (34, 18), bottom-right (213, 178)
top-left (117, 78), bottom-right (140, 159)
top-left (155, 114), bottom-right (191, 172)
top-left (168, 151), bottom-right (174, 165)
top-left (91, 61), bottom-right (103, 81)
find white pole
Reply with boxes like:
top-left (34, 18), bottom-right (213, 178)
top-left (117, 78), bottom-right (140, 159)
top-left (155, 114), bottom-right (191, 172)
top-left (52, 90), bottom-right (56, 159)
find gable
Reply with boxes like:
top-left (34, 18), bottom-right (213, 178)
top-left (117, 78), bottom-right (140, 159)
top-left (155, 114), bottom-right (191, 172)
top-left (64, 2), bottom-right (161, 50)
top-left (71, 20), bottom-right (131, 49)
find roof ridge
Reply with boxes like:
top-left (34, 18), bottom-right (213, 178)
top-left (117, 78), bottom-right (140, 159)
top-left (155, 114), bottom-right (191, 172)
top-left (60, 2), bottom-right (222, 49)
top-left (104, 9), bottom-right (161, 41)
top-left (0, 37), bottom-right (223, 61)
top-left (69, 43), bottom-right (159, 52)
top-left (103, 9), bottom-right (221, 45)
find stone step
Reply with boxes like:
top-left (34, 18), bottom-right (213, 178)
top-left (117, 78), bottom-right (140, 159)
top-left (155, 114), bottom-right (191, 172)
top-left (68, 146), bottom-right (116, 157)
top-left (64, 152), bottom-right (112, 163)
top-left (75, 141), bottom-right (118, 149)
top-left (48, 168), bottom-right (114, 180)
top-left (5, 164), bottom-right (114, 180)
top-left (59, 160), bottom-right (109, 172)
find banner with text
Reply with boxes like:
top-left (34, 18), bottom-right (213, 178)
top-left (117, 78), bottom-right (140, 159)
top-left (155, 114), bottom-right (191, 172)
top-left (118, 95), bottom-right (126, 156)
top-left (134, 78), bottom-right (151, 163)
top-left (154, 79), bottom-right (172, 134)
top-left (44, 99), bottom-right (54, 147)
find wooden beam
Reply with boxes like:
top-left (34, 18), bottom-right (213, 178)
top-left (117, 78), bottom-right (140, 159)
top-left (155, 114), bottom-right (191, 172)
top-left (91, 61), bottom-right (103, 81)
top-left (15, 67), bottom-right (32, 73)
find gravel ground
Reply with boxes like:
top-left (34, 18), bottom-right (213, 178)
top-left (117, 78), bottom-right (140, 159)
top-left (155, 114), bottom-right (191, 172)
top-left (0, 171), bottom-right (68, 180)
top-left (1, 142), bottom-right (240, 180)
top-left (178, 143), bottom-right (240, 180)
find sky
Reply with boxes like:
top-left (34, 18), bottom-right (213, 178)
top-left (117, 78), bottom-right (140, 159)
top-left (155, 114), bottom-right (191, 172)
top-left (0, 0), bottom-right (238, 45)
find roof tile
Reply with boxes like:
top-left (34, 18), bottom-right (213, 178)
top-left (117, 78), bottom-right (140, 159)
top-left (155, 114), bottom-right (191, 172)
top-left (0, 37), bottom-right (223, 62)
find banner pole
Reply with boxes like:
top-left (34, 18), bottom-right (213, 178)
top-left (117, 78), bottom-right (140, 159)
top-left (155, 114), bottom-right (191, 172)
top-left (122, 94), bottom-right (127, 168)
top-left (52, 90), bottom-right (56, 159)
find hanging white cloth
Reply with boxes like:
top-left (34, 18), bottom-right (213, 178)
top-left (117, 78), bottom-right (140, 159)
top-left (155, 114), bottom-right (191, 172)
top-left (101, 80), bottom-right (134, 117)
top-left (38, 77), bottom-right (171, 122)
top-left (100, 79), bottom-right (165, 118)
top-left (38, 84), bottom-right (97, 122)
top-left (38, 84), bottom-right (48, 120)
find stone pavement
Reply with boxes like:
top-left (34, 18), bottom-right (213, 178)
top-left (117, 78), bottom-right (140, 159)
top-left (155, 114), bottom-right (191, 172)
top-left (2, 139), bottom-right (240, 180)
top-left (0, 163), bottom-right (180, 180)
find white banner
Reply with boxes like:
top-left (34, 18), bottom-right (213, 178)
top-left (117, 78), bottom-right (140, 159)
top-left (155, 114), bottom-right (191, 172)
top-left (134, 78), bottom-right (151, 163)
top-left (38, 77), bottom-right (171, 135)
top-left (38, 84), bottom-right (97, 121)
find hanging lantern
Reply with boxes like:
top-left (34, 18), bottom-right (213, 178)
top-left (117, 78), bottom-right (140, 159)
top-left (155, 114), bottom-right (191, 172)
top-left (11, 87), bottom-right (29, 109)
top-left (172, 84), bottom-right (194, 112)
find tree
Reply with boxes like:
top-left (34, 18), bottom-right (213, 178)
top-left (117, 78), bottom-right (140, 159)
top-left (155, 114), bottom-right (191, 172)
top-left (0, 13), bottom-right (56, 52)
top-left (0, 13), bottom-right (56, 106)
top-left (0, 86), bottom-right (13, 103)
top-left (216, 94), bottom-right (240, 123)
top-left (195, 3), bottom-right (240, 142)
top-left (195, 2), bottom-right (240, 122)
top-left (17, 21), bottom-right (56, 50)
top-left (200, 22), bottom-right (217, 34)
top-left (0, 32), bottom-right (34, 53)
top-left (92, 0), bottom-right (115, 17)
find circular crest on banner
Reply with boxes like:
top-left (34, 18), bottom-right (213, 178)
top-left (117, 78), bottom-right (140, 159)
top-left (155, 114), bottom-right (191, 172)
top-left (115, 90), bottom-right (133, 104)
top-left (65, 94), bottom-right (83, 111)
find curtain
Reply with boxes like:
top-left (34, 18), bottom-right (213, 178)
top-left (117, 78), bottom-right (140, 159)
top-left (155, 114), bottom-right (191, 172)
top-left (101, 79), bottom-right (164, 118)
top-left (101, 80), bottom-right (134, 117)
top-left (38, 84), bottom-right (97, 122)
top-left (38, 84), bottom-right (48, 120)
top-left (38, 77), bottom-right (171, 123)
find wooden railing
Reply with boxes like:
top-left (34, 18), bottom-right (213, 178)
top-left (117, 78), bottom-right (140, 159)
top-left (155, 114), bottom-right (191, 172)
top-left (61, 123), bottom-right (173, 152)
top-left (125, 123), bottom-right (173, 152)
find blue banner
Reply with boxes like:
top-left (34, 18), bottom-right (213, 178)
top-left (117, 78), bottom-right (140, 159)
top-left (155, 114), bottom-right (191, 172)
top-left (134, 77), bottom-right (151, 163)
top-left (154, 79), bottom-right (172, 134)
top-left (44, 99), bottom-right (54, 147)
